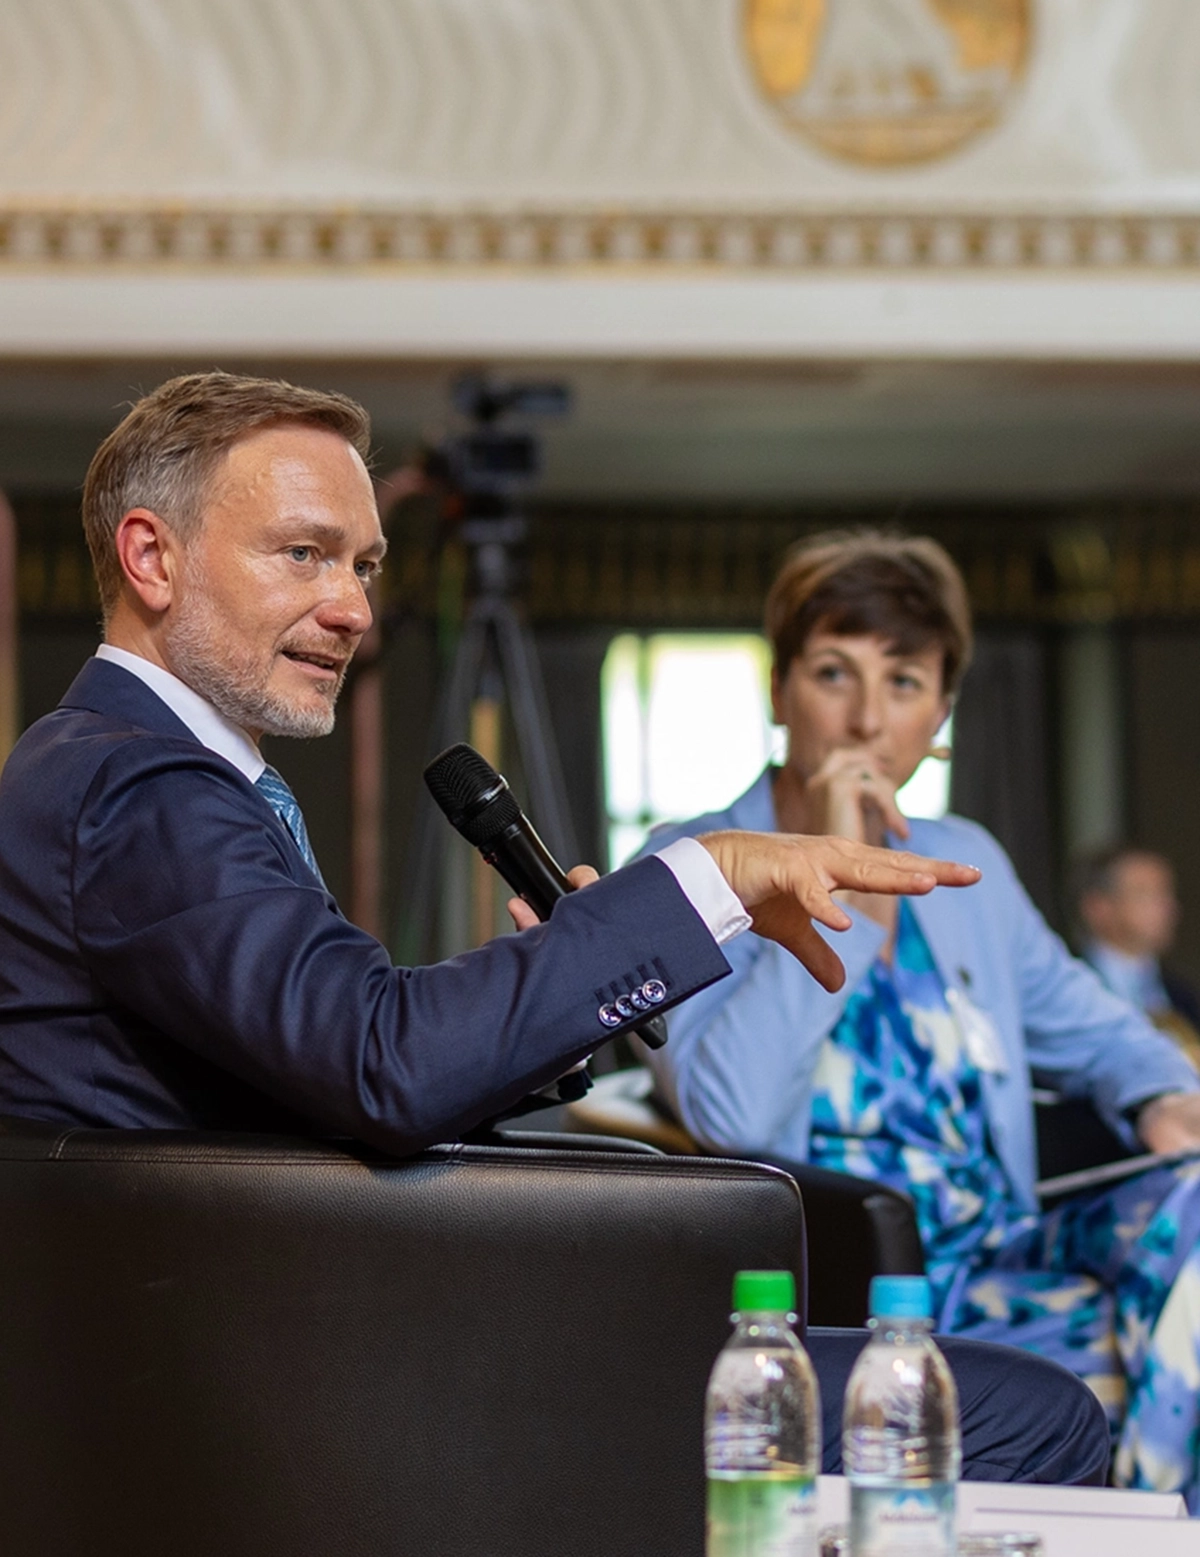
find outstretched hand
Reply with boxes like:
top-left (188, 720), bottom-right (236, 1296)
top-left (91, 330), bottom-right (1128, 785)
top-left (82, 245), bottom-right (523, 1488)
top-left (697, 829), bottom-right (981, 992)
top-left (503, 835), bottom-right (979, 997)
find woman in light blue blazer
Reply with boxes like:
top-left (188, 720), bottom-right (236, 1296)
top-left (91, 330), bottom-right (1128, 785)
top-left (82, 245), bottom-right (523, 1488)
top-left (642, 530), bottom-right (1200, 1506)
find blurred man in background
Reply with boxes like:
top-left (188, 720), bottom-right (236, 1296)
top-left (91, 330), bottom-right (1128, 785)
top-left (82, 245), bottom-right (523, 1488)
top-left (1075, 845), bottom-right (1200, 1070)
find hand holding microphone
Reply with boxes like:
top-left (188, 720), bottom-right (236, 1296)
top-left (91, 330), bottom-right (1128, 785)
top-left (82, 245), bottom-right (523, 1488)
top-left (423, 742), bottom-right (668, 1049)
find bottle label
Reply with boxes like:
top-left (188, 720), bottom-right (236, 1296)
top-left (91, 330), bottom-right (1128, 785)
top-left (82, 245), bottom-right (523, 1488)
top-left (849, 1482), bottom-right (955, 1556)
top-left (706, 1472), bottom-right (817, 1557)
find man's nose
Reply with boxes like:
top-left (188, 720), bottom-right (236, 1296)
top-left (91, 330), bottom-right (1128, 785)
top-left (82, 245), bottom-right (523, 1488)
top-left (317, 566), bottom-right (373, 635)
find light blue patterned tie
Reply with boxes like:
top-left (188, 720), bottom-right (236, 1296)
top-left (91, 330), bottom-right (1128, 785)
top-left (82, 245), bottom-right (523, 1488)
top-left (254, 765), bottom-right (326, 887)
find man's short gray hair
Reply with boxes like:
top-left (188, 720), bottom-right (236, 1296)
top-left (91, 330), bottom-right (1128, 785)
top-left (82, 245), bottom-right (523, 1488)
top-left (82, 370), bottom-right (372, 620)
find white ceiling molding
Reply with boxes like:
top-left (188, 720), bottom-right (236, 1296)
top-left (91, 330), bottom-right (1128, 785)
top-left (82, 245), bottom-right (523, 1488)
top-left (1, 272), bottom-right (1199, 361)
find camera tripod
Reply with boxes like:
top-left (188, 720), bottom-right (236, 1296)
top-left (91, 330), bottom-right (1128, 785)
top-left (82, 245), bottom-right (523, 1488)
top-left (396, 520), bottom-right (579, 966)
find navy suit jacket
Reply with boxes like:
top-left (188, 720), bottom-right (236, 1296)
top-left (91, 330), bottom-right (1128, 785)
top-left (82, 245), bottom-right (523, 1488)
top-left (0, 658), bottom-right (730, 1153)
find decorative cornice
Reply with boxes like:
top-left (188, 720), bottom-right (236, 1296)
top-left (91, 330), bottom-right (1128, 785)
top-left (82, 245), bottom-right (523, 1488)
top-left (0, 208), bottom-right (1197, 271)
top-left (22, 496), bottom-right (1200, 629)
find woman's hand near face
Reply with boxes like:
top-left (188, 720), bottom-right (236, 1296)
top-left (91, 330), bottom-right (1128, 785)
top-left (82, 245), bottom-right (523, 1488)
top-left (801, 745), bottom-right (911, 846)
top-left (774, 746), bottom-right (910, 939)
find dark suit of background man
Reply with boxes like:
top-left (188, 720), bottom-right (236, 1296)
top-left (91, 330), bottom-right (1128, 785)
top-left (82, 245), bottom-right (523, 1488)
top-left (0, 371), bottom-right (1106, 1484)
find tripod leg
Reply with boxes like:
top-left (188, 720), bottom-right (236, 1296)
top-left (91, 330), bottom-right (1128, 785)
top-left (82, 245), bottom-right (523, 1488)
top-left (430, 604), bottom-right (491, 756)
top-left (395, 608), bottom-right (490, 964)
top-left (492, 603), bottom-right (580, 866)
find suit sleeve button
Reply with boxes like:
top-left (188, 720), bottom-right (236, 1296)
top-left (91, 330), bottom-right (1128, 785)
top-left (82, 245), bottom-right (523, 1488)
top-left (615, 994), bottom-right (636, 1019)
top-left (597, 1003), bottom-right (622, 1028)
top-left (642, 979), bottom-right (667, 1005)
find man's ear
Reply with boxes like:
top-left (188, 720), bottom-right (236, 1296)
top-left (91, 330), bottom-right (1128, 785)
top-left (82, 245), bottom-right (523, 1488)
top-left (114, 509), bottom-right (179, 614)
top-left (769, 662), bottom-right (784, 725)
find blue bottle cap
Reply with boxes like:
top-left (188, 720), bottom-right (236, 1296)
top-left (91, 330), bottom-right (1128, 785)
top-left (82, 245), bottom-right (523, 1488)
top-left (869, 1275), bottom-right (933, 1320)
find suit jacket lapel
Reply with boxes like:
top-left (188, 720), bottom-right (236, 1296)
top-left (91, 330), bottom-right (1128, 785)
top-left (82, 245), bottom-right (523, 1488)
top-left (59, 656), bottom-right (200, 745)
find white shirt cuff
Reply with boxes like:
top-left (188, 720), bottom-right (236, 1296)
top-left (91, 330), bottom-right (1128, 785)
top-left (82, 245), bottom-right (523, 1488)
top-left (654, 837), bottom-right (751, 946)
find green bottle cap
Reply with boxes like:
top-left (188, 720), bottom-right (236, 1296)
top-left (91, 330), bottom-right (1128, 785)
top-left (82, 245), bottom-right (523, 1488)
top-left (732, 1269), bottom-right (796, 1313)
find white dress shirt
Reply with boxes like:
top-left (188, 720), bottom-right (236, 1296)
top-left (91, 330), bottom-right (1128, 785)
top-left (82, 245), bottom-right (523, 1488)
top-left (97, 644), bottom-right (265, 783)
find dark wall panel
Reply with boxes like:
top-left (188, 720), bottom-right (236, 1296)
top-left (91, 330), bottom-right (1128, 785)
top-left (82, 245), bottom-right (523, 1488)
top-left (950, 629), bottom-right (1059, 927)
top-left (1129, 632), bottom-right (1200, 983)
top-left (20, 627), bottom-right (96, 728)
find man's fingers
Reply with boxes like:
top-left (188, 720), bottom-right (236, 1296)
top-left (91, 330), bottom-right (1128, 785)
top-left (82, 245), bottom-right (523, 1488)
top-left (798, 882), bottom-right (855, 933)
top-left (749, 895), bottom-right (847, 992)
top-left (506, 896), bottom-right (541, 932)
top-left (508, 864), bottom-right (599, 931)
top-left (839, 860), bottom-right (938, 896)
top-left (820, 842), bottom-right (977, 896)
top-left (881, 852), bottom-right (980, 888)
top-left (696, 830), bottom-right (980, 919)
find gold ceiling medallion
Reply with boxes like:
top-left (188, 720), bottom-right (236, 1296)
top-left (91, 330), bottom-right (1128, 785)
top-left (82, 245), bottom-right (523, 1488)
top-left (745, 0), bottom-right (1031, 166)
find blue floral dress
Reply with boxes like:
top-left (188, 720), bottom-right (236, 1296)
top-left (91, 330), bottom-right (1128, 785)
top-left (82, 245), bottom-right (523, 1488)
top-left (808, 901), bottom-right (1200, 1507)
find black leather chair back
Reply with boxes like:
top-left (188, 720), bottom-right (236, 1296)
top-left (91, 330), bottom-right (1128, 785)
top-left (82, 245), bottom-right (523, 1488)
top-left (569, 1067), bottom-right (925, 1324)
top-left (1033, 1092), bottom-right (1133, 1190)
top-left (0, 1118), bottom-right (806, 1557)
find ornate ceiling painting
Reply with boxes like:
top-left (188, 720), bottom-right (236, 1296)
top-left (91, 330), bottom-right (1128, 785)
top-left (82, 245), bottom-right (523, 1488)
top-left (0, 0), bottom-right (1195, 287)
top-left (744, 0), bottom-right (1031, 165)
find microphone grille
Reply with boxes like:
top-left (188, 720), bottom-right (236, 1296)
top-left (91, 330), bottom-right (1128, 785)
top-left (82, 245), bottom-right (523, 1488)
top-left (424, 742), bottom-right (521, 846)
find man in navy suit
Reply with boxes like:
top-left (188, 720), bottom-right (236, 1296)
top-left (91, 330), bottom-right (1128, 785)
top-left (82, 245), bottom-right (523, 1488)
top-left (0, 370), bottom-right (974, 1152)
top-left (0, 372), bottom-right (1110, 1485)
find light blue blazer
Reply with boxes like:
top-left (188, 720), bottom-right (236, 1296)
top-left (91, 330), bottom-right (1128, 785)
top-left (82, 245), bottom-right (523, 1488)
top-left (639, 770), bottom-right (1200, 1211)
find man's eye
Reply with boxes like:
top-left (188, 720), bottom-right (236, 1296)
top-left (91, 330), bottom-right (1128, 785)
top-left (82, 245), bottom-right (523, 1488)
top-left (355, 560), bottom-right (380, 581)
top-left (288, 546), bottom-right (313, 564)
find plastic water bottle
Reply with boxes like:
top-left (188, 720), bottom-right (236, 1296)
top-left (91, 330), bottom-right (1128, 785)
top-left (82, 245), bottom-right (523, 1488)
top-left (843, 1275), bottom-right (961, 1557)
top-left (705, 1269), bottom-right (821, 1557)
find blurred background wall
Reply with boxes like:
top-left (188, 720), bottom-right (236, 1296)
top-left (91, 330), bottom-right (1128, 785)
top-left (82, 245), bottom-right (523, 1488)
top-left (5, 0), bottom-right (1200, 970)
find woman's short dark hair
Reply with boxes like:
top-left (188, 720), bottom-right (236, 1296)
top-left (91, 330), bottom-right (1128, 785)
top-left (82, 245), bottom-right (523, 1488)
top-left (764, 529), bottom-right (974, 697)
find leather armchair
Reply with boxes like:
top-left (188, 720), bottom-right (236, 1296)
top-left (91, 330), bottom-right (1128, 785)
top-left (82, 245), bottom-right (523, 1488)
top-left (569, 1068), bottom-right (923, 1325)
top-left (0, 1115), bottom-right (805, 1557)
top-left (1032, 1088), bottom-right (1135, 1196)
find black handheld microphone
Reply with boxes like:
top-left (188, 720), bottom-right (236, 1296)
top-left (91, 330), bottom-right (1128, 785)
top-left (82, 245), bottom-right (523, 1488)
top-left (423, 742), bottom-right (668, 1049)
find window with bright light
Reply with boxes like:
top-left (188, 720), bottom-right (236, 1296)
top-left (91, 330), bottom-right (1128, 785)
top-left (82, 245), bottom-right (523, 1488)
top-left (601, 633), bottom-right (952, 867)
top-left (897, 716), bottom-right (953, 823)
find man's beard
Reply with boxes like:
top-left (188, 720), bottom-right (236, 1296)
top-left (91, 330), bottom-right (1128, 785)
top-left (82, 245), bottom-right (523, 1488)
top-left (166, 594), bottom-right (346, 740)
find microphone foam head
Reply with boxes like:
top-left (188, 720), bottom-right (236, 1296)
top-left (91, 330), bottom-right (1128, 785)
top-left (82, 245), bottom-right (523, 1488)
top-left (424, 743), bottom-right (521, 846)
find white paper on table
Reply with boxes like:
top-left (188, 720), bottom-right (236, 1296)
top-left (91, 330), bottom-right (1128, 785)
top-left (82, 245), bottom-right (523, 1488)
top-left (817, 1474), bottom-right (1194, 1549)
top-left (963, 1508), bottom-right (1200, 1556)
top-left (958, 1481), bottom-right (1187, 1522)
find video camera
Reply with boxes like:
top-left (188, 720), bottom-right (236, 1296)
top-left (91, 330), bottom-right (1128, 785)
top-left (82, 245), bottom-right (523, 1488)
top-left (438, 375), bottom-right (572, 499)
